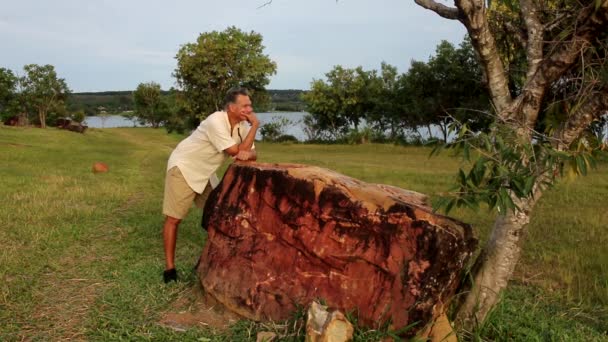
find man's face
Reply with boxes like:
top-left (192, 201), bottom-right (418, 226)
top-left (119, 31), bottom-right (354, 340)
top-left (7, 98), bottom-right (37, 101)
top-left (229, 95), bottom-right (253, 121)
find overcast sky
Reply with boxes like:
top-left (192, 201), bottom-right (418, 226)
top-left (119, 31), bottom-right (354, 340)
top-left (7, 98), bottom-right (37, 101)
top-left (0, 0), bottom-right (466, 92)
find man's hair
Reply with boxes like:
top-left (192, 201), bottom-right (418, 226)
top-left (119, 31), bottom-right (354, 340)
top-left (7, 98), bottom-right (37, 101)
top-left (223, 87), bottom-right (250, 108)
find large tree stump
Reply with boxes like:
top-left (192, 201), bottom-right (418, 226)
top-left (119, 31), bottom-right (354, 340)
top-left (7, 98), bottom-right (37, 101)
top-left (198, 162), bottom-right (476, 336)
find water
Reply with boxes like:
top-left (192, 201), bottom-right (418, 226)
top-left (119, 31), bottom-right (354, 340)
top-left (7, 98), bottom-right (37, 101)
top-left (85, 112), bottom-right (308, 139)
top-left (84, 115), bottom-right (145, 128)
top-left (85, 112), bottom-right (449, 142)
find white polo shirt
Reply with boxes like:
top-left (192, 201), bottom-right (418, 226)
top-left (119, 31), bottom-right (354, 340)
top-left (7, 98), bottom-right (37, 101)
top-left (167, 111), bottom-right (253, 194)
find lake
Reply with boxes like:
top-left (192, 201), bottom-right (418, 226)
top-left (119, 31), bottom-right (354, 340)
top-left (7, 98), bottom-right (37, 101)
top-left (85, 112), bottom-right (309, 140)
top-left (84, 112), bottom-right (452, 142)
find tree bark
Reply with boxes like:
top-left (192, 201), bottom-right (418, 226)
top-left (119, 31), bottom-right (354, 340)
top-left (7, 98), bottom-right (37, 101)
top-left (554, 87), bottom-right (608, 150)
top-left (455, 0), bottom-right (513, 114)
top-left (455, 188), bottom-right (542, 329)
top-left (39, 108), bottom-right (47, 128)
top-left (416, 0), bottom-right (608, 330)
top-left (414, 0), bottom-right (459, 20)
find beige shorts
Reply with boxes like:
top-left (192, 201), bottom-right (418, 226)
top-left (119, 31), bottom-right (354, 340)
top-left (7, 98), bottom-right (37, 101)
top-left (163, 166), bottom-right (212, 219)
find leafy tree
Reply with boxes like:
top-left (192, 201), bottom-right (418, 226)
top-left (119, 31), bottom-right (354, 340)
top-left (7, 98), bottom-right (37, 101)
top-left (133, 82), bottom-right (169, 128)
top-left (399, 39), bottom-right (491, 142)
top-left (20, 64), bottom-right (70, 128)
top-left (416, 0), bottom-right (608, 328)
top-left (303, 66), bottom-right (376, 139)
top-left (260, 116), bottom-right (293, 141)
top-left (366, 62), bottom-right (405, 140)
top-left (174, 26), bottom-right (277, 127)
top-left (0, 67), bottom-right (18, 120)
top-left (71, 109), bottom-right (85, 124)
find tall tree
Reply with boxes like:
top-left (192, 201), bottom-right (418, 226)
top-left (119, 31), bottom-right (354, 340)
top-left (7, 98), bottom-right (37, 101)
top-left (174, 26), bottom-right (276, 127)
top-left (132, 82), bottom-right (169, 128)
top-left (367, 62), bottom-right (406, 140)
top-left (303, 65), bottom-right (376, 139)
top-left (399, 39), bottom-right (490, 142)
top-left (0, 67), bottom-right (18, 119)
top-left (20, 64), bottom-right (70, 128)
top-left (415, 0), bottom-right (608, 328)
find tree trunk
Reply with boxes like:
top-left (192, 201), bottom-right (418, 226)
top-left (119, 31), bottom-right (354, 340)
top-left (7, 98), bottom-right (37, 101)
top-left (39, 108), bottom-right (47, 128)
top-left (455, 188), bottom-right (542, 329)
top-left (17, 112), bottom-right (28, 126)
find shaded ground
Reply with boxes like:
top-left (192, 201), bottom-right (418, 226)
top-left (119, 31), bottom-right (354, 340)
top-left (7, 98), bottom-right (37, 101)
top-left (159, 285), bottom-right (242, 332)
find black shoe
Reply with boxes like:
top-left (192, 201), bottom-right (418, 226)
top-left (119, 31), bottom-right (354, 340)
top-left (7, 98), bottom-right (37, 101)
top-left (163, 268), bottom-right (177, 283)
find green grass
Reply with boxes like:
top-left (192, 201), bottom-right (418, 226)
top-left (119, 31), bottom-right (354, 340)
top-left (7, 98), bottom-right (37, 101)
top-left (0, 127), bottom-right (606, 341)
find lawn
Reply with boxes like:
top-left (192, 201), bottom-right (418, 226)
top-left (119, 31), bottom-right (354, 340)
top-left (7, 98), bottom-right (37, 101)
top-left (0, 126), bottom-right (606, 341)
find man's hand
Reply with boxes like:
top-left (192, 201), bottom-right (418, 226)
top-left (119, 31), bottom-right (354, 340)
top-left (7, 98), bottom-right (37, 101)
top-left (241, 111), bottom-right (259, 127)
top-left (234, 150), bottom-right (256, 161)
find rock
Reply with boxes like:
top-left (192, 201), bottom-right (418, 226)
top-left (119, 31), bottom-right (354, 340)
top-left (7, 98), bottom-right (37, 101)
top-left (256, 331), bottom-right (277, 342)
top-left (424, 312), bottom-right (457, 342)
top-left (198, 162), bottom-right (476, 338)
top-left (305, 301), bottom-right (353, 342)
top-left (92, 162), bottom-right (109, 173)
top-left (56, 117), bottom-right (87, 133)
top-left (66, 122), bottom-right (88, 133)
top-left (3, 115), bottom-right (18, 126)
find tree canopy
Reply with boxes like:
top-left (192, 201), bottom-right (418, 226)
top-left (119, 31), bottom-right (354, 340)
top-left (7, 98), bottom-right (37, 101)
top-left (174, 26), bottom-right (277, 128)
top-left (132, 82), bottom-right (170, 128)
top-left (20, 64), bottom-right (70, 128)
top-left (302, 38), bottom-right (490, 142)
top-left (0, 67), bottom-right (18, 119)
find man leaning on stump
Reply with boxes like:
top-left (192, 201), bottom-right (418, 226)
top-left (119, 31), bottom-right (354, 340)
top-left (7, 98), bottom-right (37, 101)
top-left (161, 87), bottom-right (258, 283)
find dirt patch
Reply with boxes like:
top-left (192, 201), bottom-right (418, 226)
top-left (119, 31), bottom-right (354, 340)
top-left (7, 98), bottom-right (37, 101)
top-left (159, 285), bottom-right (243, 332)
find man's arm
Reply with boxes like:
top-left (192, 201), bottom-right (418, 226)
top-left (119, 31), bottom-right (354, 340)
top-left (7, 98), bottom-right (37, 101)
top-left (234, 149), bottom-right (257, 161)
top-left (224, 112), bottom-right (259, 157)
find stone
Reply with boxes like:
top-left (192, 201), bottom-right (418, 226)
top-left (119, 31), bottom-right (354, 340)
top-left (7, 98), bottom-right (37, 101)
top-left (198, 162), bottom-right (476, 338)
top-left (56, 118), bottom-right (87, 133)
top-left (256, 331), bottom-right (278, 342)
top-left (3, 115), bottom-right (18, 126)
top-left (92, 162), bottom-right (109, 173)
top-left (305, 301), bottom-right (354, 342)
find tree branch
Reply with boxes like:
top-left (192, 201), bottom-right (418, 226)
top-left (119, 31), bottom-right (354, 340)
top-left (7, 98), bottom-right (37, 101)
top-left (520, 0), bottom-right (543, 80)
top-left (257, 1), bottom-right (272, 9)
top-left (553, 87), bottom-right (608, 150)
top-left (509, 1), bottom-right (608, 125)
top-left (414, 0), bottom-right (460, 20)
top-left (502, 20), bottom-right (526, 47)
top-left (455, 0), bottom-right (513, 113)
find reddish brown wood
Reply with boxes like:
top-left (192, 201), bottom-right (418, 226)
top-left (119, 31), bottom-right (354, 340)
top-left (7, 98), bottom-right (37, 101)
top-left (198, 162), bottom-right (476, 336)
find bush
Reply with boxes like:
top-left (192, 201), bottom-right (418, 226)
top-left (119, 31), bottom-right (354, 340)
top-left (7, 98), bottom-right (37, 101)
top-left (71, 110), bottom-right (86, 123)
top-left (260, 116), bottom-right (293, 142)
top-left (275, 134), bottom-right (299, 143)
top-left (345, 126), bottom-right (387, 144)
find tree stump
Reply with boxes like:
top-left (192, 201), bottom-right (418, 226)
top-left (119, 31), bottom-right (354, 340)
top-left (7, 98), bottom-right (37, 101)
top-left (198, 162), bottom-right (476, 337)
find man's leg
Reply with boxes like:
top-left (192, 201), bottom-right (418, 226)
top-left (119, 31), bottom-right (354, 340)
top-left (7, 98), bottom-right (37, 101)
top-left (163, 215), bottom-right (182, 271)
top-left (161, 166), bottom-right (195, 283)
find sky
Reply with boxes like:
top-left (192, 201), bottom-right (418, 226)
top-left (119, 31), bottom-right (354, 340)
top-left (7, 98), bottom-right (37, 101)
top-left (0, 0), bottom-right (466, 92)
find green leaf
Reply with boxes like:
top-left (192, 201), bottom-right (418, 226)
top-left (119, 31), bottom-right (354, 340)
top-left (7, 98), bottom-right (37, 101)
top-left (511, 178), bottom-right (524, 196)
top-left (459, 169), bottom-right (469, 184)
top-left (576, 154), bottom-right (588, 176)
top-left (523, 176), bottom-right (536, 196)
top-left (445, 199), bottom-right (456, 215)
top-left (390, 321), bottom-right (420, 335)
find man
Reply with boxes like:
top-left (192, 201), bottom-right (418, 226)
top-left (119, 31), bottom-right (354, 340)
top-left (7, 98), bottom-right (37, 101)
top-left (162, 87), bottom-right (258, 283)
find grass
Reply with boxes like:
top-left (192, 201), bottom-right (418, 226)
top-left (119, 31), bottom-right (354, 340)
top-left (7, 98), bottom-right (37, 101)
top-left (0, 126), bottom-right (606, 341)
